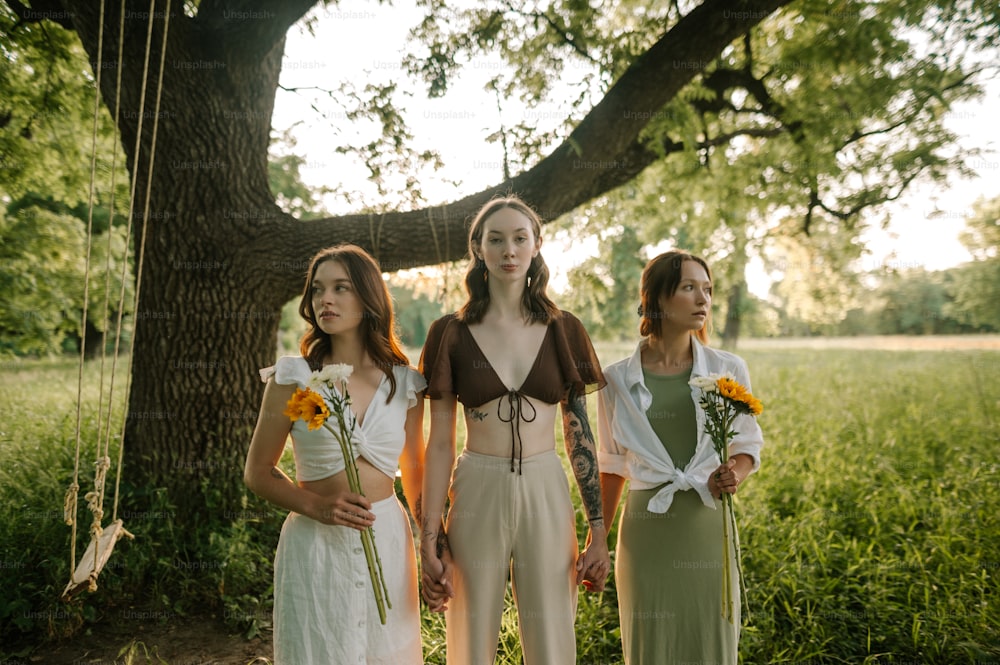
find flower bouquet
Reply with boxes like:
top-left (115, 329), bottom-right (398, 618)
top-left (690, 373), bottom-right (763, 623)
top-left (284, 363), bottom-right (392, 624)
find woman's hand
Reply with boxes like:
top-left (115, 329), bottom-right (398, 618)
top-left (709, 459), bottom-right (742, 498)
top-left (308, 491), bottom-right (375, 531)
top-left (420, 547), bottom-right (455, 612)
top-left (576, 527), bottom-right (611, 592)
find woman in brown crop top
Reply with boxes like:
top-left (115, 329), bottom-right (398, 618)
top-left (418, 195), bottom-right (609, 665)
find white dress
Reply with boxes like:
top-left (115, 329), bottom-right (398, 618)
top-left (261, 357), bottom-right (425, 665)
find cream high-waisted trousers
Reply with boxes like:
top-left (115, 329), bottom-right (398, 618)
top-left (445, 449), bottom-right (578, 665)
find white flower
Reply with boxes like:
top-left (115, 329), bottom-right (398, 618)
top-left (310, 363), bottom-right (353, 390)
top-left (690, 372), bottom-right (739, 393)
top-left (689, 374), bottom-right (720, 392)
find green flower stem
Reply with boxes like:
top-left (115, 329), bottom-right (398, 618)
top-left (322, 390), bottom-right (392, 625)
top-left (721, 493), bottom-right (730, 621)
top-left (728, 493), bottom-right (749, 620)
top-left (719, 403), bottom-right (733, 623)
top-left (705, 394), bottom-right (749, 624)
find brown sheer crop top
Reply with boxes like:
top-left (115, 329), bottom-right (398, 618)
top-left (419, 311), bottom-right (606, 472)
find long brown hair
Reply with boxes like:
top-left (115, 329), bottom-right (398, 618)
top-left (638, 250), bottom-right (712, 345)
top-left (297, 244), bottom-right (408, 400)
top-left (456, 195), bottom-right (559, 324)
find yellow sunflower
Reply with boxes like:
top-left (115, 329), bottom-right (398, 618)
top-left (284, 388), bottom-right (330, 430)
top-left (716, 376), bottom-right (763, 416)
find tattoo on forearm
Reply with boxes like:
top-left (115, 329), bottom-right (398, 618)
top-left (436, 530), bottom-right (450, 558)
top-left (465, 406), bottom-right (488, 422)
top-left (270, 467), bottom-right (291, 483)
top-left (421, 518), bottom-right (451, 559)
top-left (563, 391), bottom-right (603, 522)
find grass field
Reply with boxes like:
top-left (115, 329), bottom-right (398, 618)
top-left (1, 338), bottom-right (998, 664)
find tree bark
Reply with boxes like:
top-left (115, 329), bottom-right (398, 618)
top-left (721, 281), bottom-right (745, 350)
top-left (44, 0), bottom-right (792, 517)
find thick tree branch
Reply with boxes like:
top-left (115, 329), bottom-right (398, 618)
top-left (41, 0), bottom-right (795, 302)
top-left (253, 0), bottom-right (794, 283)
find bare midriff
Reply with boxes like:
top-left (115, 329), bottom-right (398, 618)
top-left (462, 396), bottom-right (559, 459)
top-left (299, 456), bottom-right (396, 501)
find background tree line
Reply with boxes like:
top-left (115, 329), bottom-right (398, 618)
top-left (5, 165), bottom-right (997, 356)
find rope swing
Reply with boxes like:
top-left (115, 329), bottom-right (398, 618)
top-left (62, 0), bottom-right (172, 601)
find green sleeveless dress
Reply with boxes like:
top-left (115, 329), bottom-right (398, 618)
top-left (615, 367), bottom-right (738, 664)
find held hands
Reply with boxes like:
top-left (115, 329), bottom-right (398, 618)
top-left (420, 550), bottom-right (454, 612)
top-left (576, 525), bottom-right (611, 593)
top-left (310, 491), bottom-right (375, 531)
top-left (709, 458), bottom-right (742, 499)
top-left (420, 531), bottom-right (455, 612)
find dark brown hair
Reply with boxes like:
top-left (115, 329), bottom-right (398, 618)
top-left (297, 244), bottom-right (408, 400)
top-left (456, 195), bottom-right (559, 324)
top-left (639, 250), bottom-right (712, 344)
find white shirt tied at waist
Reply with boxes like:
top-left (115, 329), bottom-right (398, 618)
top-left (627, 457), bottom-right (719, 514)
top-left (597, 336), bottom-right (764, 515)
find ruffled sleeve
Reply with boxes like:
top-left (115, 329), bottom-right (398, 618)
top-left (418, 314), bottom-right (458, 400)
top-left (402, 366), bottom-right (428, 408)
top-left (552, 310), bottom-right (606, 402)
top-left (258, 356), bottom-right (311, 388)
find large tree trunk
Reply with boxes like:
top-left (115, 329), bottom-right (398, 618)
top-left (66, 1), bottom-right (302, 513)
top-left (51, 0), bottom-right (791, 518)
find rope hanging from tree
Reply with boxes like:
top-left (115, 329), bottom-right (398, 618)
top-left (61, 0), bottom-right (172, 601)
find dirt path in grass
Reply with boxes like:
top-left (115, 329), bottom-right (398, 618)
top-left (17, 613), bottom-right (272, 665)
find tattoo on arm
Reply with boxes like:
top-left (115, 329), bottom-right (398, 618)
top-left (562, 390), bottom-right (603, 523)
top-left (270, 466), bottom-right (292, 483)
top-left (421, 518), bottom-right (451, 558)
top-left (436, 529), bottom-right (450, 558)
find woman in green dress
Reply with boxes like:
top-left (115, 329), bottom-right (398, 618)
top-left (597, 250), bottom-right (764, 664)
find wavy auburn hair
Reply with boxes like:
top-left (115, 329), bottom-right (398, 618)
top-left (297, 244), bottom-right (408, 401)
top-left (456, 195), bottom-right (559, 325)
top-left (638, 250), bottom-right (713, 345)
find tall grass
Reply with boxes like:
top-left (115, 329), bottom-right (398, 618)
top-left (732, 348), bottom-right (1000, 664)
top-left (1, 346), bottom-right (998, 663)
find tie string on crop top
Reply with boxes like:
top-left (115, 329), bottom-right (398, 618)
top-left (498, 389), bottom-right (538, 473)
top-left (419, 312), bottom-right (607, 474)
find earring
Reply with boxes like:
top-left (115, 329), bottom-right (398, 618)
top-left (483, 266), bottom-right (488, 283)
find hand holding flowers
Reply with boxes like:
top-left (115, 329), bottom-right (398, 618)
top-left (284, 363), bottom-right (393, 625)
top-left (690, 372), bottom-right (763, 624)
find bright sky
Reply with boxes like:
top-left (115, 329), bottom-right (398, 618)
top-left (272, 4), bottom-right (1000, 297)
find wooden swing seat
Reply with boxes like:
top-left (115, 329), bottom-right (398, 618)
top-left (61, 519), bottom-right (134, 601)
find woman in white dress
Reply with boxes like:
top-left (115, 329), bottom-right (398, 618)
top-left (245, 244), bottom-right (425, 664)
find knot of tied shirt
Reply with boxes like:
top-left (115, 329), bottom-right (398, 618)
top-left (646, 468), bottom-right (700, 514)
